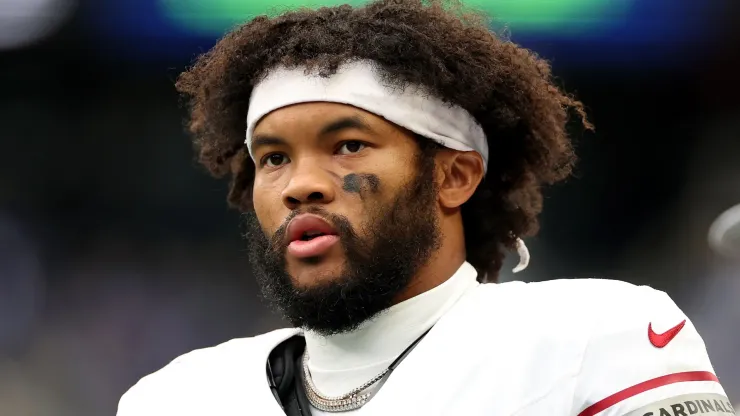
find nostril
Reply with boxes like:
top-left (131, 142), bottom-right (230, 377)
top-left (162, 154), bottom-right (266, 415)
top-left (306, 192), bottom-right (324, 202)
top-left (283, 190), bottom-right (326, 207)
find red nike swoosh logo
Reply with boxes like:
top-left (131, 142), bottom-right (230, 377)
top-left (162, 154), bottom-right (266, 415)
top-left (648, 320), bottom-right (686, 348)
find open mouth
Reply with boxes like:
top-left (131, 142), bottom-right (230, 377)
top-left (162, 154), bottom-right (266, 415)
top-left (299, 230), bottom-right (328, 241)
top-left (287, 214), bottom-right (338, 243)
top-left (286, 214), bottom-right (340, 258)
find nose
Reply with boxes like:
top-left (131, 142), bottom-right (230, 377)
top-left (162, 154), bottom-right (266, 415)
top-left (281, 159), bottom-right (336, 210)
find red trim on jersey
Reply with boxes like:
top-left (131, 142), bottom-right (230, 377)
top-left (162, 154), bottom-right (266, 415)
top-left (577, 371), bottom-right (719, 416)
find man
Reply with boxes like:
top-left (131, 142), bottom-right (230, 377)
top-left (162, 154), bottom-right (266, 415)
top-left (118, 1), bottom-right (732, 415)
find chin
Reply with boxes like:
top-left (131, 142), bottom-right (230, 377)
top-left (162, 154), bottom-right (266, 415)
top-left (287, 255), bottom-right (346, 288)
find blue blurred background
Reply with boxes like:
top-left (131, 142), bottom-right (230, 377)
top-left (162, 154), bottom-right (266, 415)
top-left (1, 0), bottom-right (739, 414)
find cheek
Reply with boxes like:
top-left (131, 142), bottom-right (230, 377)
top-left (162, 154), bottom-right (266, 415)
top-left (370, 156), bottom-right (417, 195)
top-left (252, 177), bottom-right (284, 233)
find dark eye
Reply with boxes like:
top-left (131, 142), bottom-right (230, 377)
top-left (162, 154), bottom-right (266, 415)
top-left (337, 141), bottom-right (366, 155)
top-left (263, 153), bottom-right (288, 168)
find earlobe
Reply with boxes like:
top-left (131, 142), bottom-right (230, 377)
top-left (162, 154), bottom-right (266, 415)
top-left (436, 150), bottom-right (484, 209)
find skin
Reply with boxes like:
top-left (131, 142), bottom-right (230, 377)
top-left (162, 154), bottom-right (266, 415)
top-left (250, 102), bottom-right (485, 303)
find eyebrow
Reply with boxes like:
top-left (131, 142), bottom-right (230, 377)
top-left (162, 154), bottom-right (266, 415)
top-left (250, 135), bottom-right (286, 154)
top-left (319, 116), bottom-right (374, 136)
top-left (250, 115), bottom-right (375, 153)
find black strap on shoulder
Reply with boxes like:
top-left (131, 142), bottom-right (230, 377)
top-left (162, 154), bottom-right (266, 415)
top-left (266, 335), bottom-right (312, 416)
top-left (293, 344), bottom-right (314, 414)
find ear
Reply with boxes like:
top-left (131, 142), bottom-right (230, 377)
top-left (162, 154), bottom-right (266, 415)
top-left (435, 150), bottom-right (485, 209)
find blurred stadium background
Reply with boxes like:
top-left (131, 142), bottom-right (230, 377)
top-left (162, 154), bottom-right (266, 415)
top-left (1, 0), bottom-right (739, 414)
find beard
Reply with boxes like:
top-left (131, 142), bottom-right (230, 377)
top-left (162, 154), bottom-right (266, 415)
top-left (243, 156), bottom-right (441, 335)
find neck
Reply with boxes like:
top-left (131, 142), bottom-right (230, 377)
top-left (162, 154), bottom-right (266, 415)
top-left (394, 249), bottom-right (468, 304)
top-left (303, 261), bottom-right (479, 396)
top-left (392, 211), bottom-right (468, 303)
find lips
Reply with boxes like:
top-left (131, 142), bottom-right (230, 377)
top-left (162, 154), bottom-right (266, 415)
top-left (285, 214), bottom-right (340, 258)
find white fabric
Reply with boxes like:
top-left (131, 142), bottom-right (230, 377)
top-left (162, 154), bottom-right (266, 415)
top-left (513, 237), bottom-right (530, 273)
top-left (245, 60), bottom-right (489, 172)
top-left (571, 284), bottom-right (723, 415)
top-left (304, 261), bottom-right (478, 413)
top-left (117, 278), bottom-right (728, 416)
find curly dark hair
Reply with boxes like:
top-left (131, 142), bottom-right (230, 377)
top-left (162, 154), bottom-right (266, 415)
top-left (175, 0), bottom-right (592, 282)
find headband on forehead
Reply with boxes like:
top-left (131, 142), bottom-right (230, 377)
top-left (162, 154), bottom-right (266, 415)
top-left (245, 60), bottom-right (489, 172)
top-left (244, 60), bottom-right (530, 273)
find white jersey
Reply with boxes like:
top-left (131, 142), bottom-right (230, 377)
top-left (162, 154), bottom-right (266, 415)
top-left (117, 278), bottom-right (733, 416)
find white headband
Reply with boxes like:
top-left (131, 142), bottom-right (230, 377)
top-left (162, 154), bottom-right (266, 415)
top-left (245, 60), bottom-right (488, 172)
top-left (245, 60), bottom-right (530, 273)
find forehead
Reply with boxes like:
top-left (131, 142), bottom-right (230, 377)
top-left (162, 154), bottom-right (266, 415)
top-left (253, 102), bottom-right (402, 138)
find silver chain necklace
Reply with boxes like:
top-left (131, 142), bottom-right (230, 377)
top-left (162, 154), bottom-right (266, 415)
top-left (300, 327), bottom-right (432, 412)
top-left (302, 351), bottom-right (387, 412)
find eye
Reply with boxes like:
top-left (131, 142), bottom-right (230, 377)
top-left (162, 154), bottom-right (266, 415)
top-left (261, 153), bottom-right (289, 168)
top-left (337, 141), bottom-right (366, 155)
